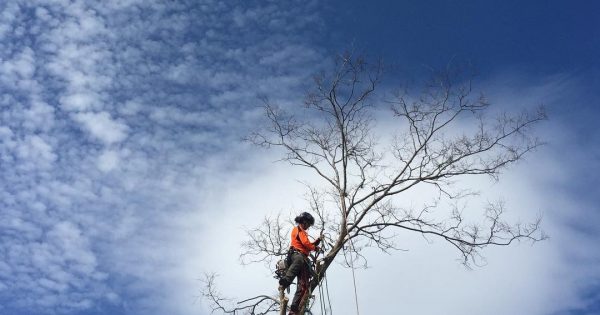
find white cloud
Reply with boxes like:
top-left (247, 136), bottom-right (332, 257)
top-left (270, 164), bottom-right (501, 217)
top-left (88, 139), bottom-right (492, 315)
top-left (0, 126), bottom-right (13, 139)
top-left (17, 135), bottom-right (57, 166)
top-left (47, 222), bottom-right (100, 274)
top-left (97, 149), bottom-right (120, 172)
top-left (119, 99), bottom-right (143, 116)
top-left (0, 46), bottom-right (36, 80)
top-left (74, 111), bottom-right (129, 144)
top-left (23, 101), bottom-right (56, 131)
top-left (60, 92), bottom-right (99, 112)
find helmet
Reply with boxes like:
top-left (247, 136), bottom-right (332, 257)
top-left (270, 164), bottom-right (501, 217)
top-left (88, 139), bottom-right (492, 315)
top-left (295, 212), bottom-right (315, 226)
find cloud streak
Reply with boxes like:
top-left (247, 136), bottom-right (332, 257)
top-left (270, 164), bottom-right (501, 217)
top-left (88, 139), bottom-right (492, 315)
top-left (0, 0), bottom-right (325, 314)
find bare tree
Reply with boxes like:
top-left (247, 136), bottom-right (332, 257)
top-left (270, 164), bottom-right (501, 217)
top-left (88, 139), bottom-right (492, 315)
top-left (202, 52), bottom-right (547, 314)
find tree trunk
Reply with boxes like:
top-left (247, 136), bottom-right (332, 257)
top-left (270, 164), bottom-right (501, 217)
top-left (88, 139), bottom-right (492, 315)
top-left (279, 294), bottom-right (288, 315)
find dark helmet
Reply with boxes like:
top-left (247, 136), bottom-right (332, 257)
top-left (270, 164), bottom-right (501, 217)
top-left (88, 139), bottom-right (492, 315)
top-left (295, 212), bottom-right (315, 226)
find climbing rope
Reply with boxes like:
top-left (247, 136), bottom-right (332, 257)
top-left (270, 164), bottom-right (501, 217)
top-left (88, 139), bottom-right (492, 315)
top-left (311, 237), bottom-right (363, 315)
top-left (349, 238), bottom-right (360, 315)
top-left (316, 272), bottom-right (333, 315)
top-left (318, 280), bottom-right (327, 315)
top-left (324, 273), bottom-right (333, 314)
top-left (315, 242), bottom-right (330, 315)
top-left (313, 236), bottom-right (334, 315)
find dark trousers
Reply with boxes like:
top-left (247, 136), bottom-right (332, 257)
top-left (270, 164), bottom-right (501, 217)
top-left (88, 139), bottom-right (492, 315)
top-left (282, 251), bottom-right (310, 313)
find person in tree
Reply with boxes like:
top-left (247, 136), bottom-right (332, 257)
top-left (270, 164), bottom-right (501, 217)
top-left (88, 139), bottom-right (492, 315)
top-left (278, 212), bottom-right (322, 315)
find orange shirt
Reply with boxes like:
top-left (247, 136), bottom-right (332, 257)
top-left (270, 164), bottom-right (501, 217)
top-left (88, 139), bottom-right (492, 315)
top-left (290, 225), bottom-right (316, 255)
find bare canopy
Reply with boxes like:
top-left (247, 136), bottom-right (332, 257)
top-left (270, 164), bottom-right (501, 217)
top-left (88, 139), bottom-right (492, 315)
top-left (202, 52), bottom-right (547, 314)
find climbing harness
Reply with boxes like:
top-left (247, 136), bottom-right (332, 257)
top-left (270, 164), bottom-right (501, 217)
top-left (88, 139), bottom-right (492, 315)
top-left (274, 231), bottom-right (304, 281)
top-left (277, 232), bottom-right (331, 315)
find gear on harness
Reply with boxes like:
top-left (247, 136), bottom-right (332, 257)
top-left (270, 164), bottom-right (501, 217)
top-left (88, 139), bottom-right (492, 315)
top-left (274, 248), bottom-right (294, 280)
top-left (275, 258), bottom-right (288, 279)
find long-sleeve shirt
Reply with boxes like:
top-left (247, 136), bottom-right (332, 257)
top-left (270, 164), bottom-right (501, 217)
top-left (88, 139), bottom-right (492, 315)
top-left (290, 225), bottom-right (317, 255)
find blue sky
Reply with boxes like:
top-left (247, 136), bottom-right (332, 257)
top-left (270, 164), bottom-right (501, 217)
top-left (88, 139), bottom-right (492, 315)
top-left (0, 1), bottom-right (598, 315)
top-left (328, 1), bottom-right (599, 73)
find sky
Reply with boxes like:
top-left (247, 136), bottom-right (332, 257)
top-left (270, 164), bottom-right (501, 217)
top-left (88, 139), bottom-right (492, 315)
top-left (0, 1), bottom-right (598, 315)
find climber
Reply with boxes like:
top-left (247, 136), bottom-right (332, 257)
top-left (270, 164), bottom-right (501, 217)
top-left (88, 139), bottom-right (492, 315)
top-left (278, 212), bottom-right (322, 315)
